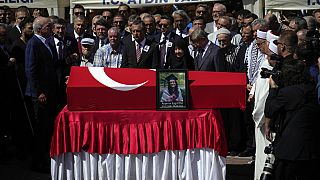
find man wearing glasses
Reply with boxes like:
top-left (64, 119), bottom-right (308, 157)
top-left (66, 4), bottom-right (87, 37)
top-left (154, 15), bottom-right (185, 69)
top-left (274, 30), bottom-right (298, 64)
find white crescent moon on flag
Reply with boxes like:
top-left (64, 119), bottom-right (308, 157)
top-left (88, 67), bottom-right (148, 91)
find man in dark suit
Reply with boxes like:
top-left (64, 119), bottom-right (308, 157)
top-left (154, 15), bottom-right (185, 69)
top-left (25, 16), bottom-right (58, 172)
top-left (65, 4), bottom-right (86, 35)
top-left (121, 20), bottom-right (159, 69)
top-left (93, 18), bottom-right (109, 54)
top-left (265, 60), bottom-right (320, 180)
top-left (189, 28), bottom-right (222, 71)
top-left (66, 15), bottom-right (94, 57)
top-left (47, 18), bottom-right (79, 111)
top-left (8, 6), bottom-right (29, 46)
top-left (143, 14), bottom-right (161, 40)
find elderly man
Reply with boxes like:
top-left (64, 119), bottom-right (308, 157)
top-left (143, 14), bottom-right (160, 40)
top-left (189, 28), bottom-right (221, 71)
top-left (66, 4), bottom-right (86, 34)
top-left (89, 15), bottom-right (103, 37)
top-left (79, 38), bottom-right (95, 67)
top-left (172, 10), bottom-right (190, 38)
top-left (67, 15), bottom-right (94, 56)
top-left (25, 16), bottom-right (58, 172)
top-left (94, 27), bottom-right (123, 68)
top-left (208, 16), bottom-right (242, 46)
top-left (204, 3), bottom-right (226, 34)
top-left (216, 28), bottom-right (242, 72)
top-left (251, 37), bottom-right (279, 180)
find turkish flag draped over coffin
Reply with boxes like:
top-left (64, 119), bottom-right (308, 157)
top-left (67, 67), bottom-right (246, 110)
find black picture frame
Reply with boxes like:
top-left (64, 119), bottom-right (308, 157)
top-left (156, 69), bottom-right (189, 110)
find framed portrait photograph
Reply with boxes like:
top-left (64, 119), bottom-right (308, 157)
top-left (156, 69), bottom-right (189, 110)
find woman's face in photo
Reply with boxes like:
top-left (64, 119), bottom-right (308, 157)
top-left (169, 80), bottom-right (176, 88)
top-left (175, 47), bottom-right (185, 58)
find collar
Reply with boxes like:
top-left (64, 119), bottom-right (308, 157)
top-left (203, 40), bottom-right (211, 52)
top-left (160, 32), bottom-right (171, 42)
top-left (16, 25), bottom-right (21, 33)
top-left (74, 31), bottom-right (83, 39)
top-left (35, 34), bottom-right (47, 45)
top-left (134, 38), bottom-right (146, 47)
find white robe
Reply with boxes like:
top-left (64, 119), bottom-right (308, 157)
top-left (251, 58), bottom-right (273, 180)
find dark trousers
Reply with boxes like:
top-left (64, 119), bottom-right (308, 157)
top-left (243, 100), bottom-right (255, 150)
top-left (221, 108), bottom-right (245, 152)
top-left (275, 158), bottom-right (319, 180)
top-left (31, 96), bottom-right (57, 166)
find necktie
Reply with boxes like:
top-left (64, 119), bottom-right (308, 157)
top-left (160, 36), bottom-right (167, 68)
top-left (57, 41), bottom-right (64, 60)
top-left (196, 49), bottom-right (204, 61)
top-left (136, 43), bottom-right (141, 63)
top-left (77, 37), bottom-right (82, 56)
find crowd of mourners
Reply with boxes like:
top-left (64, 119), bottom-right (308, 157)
top-left (1, 2), bottom-right (320, 180)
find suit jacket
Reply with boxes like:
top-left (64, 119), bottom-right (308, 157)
top-left (154, 32), bottom-right (186, 68)
top-left (194, 42), bottom-right (222, 71)
top-left (46, 35), bottom-right (78, 81)
top-left (121, 38), bottom-right (160, 69)
top-left (265, 84), bottom-right (320, 160)
top-left (8, 26), bottom-right (21, 47)
top-left (146, 29), bottom-right (161, 41)
top-left (66, 30), bottom-right (94, 41)
top-left (25, 35), bottom-right (58, 98)
top-left (204, 21), bottom-right (216, 34)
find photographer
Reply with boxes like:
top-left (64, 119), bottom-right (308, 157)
top-left (264, 60), bottom-right (320, 180)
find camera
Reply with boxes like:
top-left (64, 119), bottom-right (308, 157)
top-left (260, 68), bottom-right (281, 79)
top-left (260, 144), bottom-right (275, 180)
top-left (296, 31), bottom-right (320, 65)
top-left (260, 54), bottom-right (283, 85)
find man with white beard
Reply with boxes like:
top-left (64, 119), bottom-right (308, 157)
top-left (250, 30), bottom-right (279, 180)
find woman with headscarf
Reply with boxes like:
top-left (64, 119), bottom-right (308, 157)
top-left (165, 38), bottom-right (194, 70)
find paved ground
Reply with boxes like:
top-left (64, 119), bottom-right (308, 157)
top-left (0, 154), bottom-right (254, 180)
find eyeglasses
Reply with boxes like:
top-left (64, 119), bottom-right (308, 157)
top-left (256, 41), bottom-right (267, 46)
top-left (74, 12), bottom-right (85, 16)
top-left (273, 40), bottom-right (292, 46)
top-left (159, 24), bottom-right (169, 28)
top-left (103, 16), bottom-right (111, 19)
top-left (196, 10), bottom-right (206, 14)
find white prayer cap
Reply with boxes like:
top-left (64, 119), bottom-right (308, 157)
top-left (81, 38), bottom-right (95, 46)
top-left (257, 30), bottom-right (267, 40)
top-left (269, 39), bottom-right (278, 55)
top-left (266, 30), bottom-right (279, 42)
top-left (216, 28), bottom-right (231, 36)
